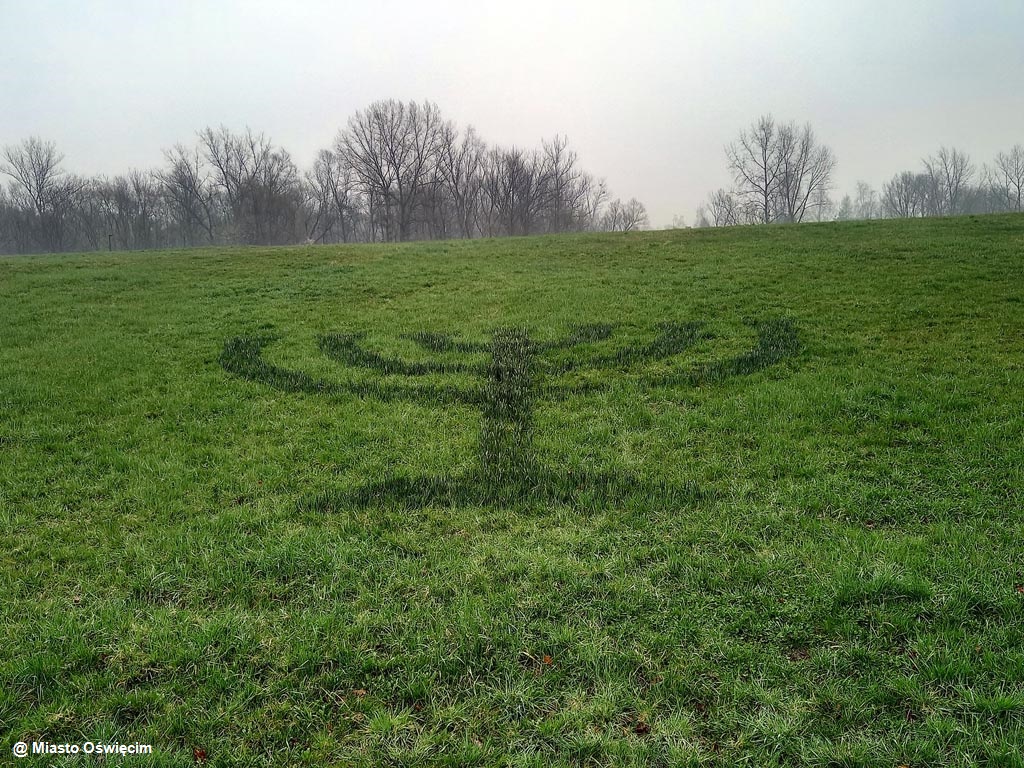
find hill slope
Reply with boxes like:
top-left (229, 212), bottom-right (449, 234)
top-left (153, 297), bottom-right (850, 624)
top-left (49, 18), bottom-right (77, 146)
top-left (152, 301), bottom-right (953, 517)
top-left (2, 216), bottom-right (1022, 765)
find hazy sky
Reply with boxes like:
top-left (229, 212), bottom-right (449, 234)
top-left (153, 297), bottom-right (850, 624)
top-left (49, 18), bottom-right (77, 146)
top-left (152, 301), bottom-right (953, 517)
top-left (2, 0), bottom-right (1023, 227)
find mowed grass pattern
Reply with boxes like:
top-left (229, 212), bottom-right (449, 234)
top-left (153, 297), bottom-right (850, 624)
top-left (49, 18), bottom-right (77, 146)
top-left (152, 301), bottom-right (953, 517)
top-left (1, 216), bottom-right (1023, 766)
top-left (221, 317), bottom-right (795, 509)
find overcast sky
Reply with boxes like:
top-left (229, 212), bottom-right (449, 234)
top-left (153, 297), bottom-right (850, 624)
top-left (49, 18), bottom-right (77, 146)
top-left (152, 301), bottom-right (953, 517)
top-left (2, 0), bottom-right (1023, 228)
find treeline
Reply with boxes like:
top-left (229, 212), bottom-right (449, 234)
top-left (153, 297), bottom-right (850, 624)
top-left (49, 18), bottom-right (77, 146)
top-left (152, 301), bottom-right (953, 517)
top-left (0, 100), bottom-right (648, 255)
top-left (695, 114), bottom-right (1024, 227)
top-left (831, 145), bottom-right (1023, 221)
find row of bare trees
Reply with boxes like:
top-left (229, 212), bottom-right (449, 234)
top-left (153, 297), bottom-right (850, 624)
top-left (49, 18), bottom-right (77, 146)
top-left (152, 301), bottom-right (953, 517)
top-left (316, 101), bottom-right (645, 242)
top-left (696, 114), bottom-right (1024, 227)
top-left (0, 100), bottom-right (647, 254)
top-left (874, 146), bottom-right (1023, 218)
top-left (825, 146), bottom-right (1023, 222)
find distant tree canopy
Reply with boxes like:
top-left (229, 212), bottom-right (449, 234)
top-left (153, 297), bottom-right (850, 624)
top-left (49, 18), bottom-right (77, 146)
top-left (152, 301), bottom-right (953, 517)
top-left (0, 99), bottom-right (648, 254)
top-left (698, 113), bottom-right (1023, 227)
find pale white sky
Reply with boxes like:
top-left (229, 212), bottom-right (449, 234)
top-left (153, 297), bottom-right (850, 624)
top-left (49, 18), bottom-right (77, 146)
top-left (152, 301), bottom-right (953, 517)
top-left (2, 0), bottom-right (1022, 227)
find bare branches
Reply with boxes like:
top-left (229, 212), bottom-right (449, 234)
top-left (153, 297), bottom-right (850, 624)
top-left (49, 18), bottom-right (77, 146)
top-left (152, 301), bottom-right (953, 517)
top-left (725, 115), bottom-right (835, 225)
top-left (603, 198), bottom-right (648, 232)
top-left (924, 147), bottom-right (974, 216)
top-left (437, 125), bottom-right (486, 238)
top-left (337, 100), bottom-right (449, 241)
top-left (707, 189), bottom-right (742, 227)
top-left (1, 137), bottom-right (86, 252)
top-left (727, 115), bottom-right (781, 224)
top-left (156, 144), bottom-right (218, 245)
top-left (197, 127), bottom-right (301, 245)
top-left (710, 121), bottom-right (1024, 225)
top-left (882, 171), bottom-right (927, 218)
top-left (2, 138), bottom-right (65, 216)
top-left (0, 104), bottom-right (641, 253)
top-left (777, 123), bottom-right (836, 223)
top-left (993, 145), bottom-right (1024, 212)
top-left (853, 182), bottom-right (880, 220)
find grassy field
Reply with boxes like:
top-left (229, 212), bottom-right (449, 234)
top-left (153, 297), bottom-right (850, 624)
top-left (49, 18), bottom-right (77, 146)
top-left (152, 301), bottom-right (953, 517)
top-left (2, 215), bottom-right (1023, 766)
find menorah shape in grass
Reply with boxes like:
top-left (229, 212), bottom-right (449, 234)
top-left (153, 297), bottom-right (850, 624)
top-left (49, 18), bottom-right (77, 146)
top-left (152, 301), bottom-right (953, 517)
top-left (221, 319), bottom-right (798, 509)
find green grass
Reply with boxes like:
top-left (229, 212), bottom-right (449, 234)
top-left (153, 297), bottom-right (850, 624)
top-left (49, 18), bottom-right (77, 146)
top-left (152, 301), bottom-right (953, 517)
top-left (2, 215), bottom-right (1023, 766)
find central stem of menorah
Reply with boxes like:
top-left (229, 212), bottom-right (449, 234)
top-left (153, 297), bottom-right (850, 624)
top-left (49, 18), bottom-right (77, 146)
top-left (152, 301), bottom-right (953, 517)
top-left (478, 327), bottom-right (536, 489)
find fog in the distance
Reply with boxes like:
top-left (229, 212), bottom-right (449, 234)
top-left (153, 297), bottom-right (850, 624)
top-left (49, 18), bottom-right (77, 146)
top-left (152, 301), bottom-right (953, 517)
top-left (1, 0), bottom-right (1022, 229)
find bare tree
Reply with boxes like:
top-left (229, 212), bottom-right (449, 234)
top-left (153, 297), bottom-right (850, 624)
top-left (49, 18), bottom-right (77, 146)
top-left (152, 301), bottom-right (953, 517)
top-left (602, 198), bottom-right (647, 232)
top-left (0, 186), bottom-right (15, 251)
top-left (483, 146), bottom-right (554, 236)
top-left (157, 144), bottom-right (218, 245)
top-left (811, 185), bottom-right (834, 221)
top-left (775, 122), bottom-right (836, 223)
top-left (726, 115), bottom-right (782, 224)
top-left (706, 188), bottom-right (741, 226)
top-left (882, 171), bottom-right (928, 218)
top-left (89, 170), bottom-right (165, 250)
top-left (304, 149), bottom-right (363, 243)
top-left (303, 150), bottom-right (336, 243)
top-left (853, 181), bottom-right (880, 220)
top-left (602, 198), bottom-right (623, 231)
top-left (542, 135), bottom-right (589, 232)
top-left (437, 124), bottom-right (486, 238)
top-left (924, 147), bottom-right (974, 216)
top-left (580, 173), bottom-right (609, 231)
top-left (727, 115), bottom-right (834, 224)
top-left (2, 138), bottom-right (64, 217)
top-left (199, 127), bottom-right (301, 245)
top-left (621, 198), bottom-right (648, 231)
top-left (338, 100), bottom-right (447, 241)
top-left (835, 194), bottom-right (853, 221)
top-left (993, 145), bottom-right (1024, 212)
top-left (337, 106), bottom-right (393, 241)
top-left (2, 138), bottom-right (84, 251)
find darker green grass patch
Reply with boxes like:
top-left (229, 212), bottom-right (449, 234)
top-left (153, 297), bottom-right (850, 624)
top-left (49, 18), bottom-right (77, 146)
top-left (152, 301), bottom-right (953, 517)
top-left (221, 317), bottom-right (798, 512)
top-left (297, 469), bottom-right (708, 513)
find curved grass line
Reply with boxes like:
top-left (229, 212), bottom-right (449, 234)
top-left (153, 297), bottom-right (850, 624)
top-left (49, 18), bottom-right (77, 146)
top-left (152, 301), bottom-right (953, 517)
top-left (652, 318), bottom-right (801, 387)
top-left (535, 322), bottom-right (617, 351)
top-left (539, 321), bottom-right (707, 374)
top-left (219, 335), bottom-right (483, 406)
top-left (318, 332), bottom-right (486, 375)
top-left (405, 323), bottom-right (616, 355)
